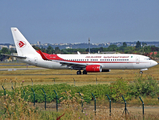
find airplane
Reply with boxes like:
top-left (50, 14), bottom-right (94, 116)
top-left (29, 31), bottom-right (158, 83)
top-left (3, 27), bottom-right (158, 75)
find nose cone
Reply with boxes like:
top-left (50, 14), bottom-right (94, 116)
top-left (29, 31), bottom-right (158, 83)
top-left (151, 60), bottom-right (158, 67)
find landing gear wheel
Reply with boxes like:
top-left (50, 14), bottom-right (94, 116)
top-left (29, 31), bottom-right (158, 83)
top-left (83, 70), bottom-right (87, 74)
top-left (139, 71), bottom-right (143, 74)
top-left (77, 70), bottom-right (81, 75)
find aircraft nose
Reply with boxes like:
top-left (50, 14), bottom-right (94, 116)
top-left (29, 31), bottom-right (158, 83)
top-left (151, 60), bottom-right (158, 67)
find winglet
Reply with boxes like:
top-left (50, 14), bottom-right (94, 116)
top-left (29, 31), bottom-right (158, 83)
top-left (38, 50), bottom-right (49, 60)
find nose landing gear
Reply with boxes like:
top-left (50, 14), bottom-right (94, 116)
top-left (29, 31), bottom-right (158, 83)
top-left (139, 71), bottom-right (143, 74)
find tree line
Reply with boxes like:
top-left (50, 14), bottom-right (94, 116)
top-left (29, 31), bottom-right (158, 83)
top-left (33, 41), bottom-right (159, 56)
top-left (0, 41), bottom-right (159, 61)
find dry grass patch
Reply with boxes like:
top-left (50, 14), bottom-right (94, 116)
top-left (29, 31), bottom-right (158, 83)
top-left (0, 62), bottom-right (159, 90)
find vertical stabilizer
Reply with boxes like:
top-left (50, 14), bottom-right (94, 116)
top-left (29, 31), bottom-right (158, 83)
top-left (11, 27), bottom-right (38, 56)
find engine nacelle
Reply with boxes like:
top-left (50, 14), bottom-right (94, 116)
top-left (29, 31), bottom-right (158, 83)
top-left (86, 65), bottom-right (102, 72)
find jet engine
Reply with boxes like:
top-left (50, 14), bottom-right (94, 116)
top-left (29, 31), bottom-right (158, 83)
top-left (85, 65), bottom-right (110, 72)
top-left (85, 65), bottom-right (102, 72)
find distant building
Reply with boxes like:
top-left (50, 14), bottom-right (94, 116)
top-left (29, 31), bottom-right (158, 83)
top-left (66, 46), bottom-right (72, 49)
top-left (9, 45), bottom-right (16, 50)
top-left (0, 45), bottom-right (8, 50)
top-left (37, 41), bottom-right (41, 45)
top-left (60, 43), bottom-right (65, 46)
top-left (107, 42), bottom-right (110, 46)
top-left (44, 43), bottom-right (48, 46)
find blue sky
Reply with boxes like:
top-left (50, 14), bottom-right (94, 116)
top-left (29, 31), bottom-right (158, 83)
top-left (0, 1), bottom-right (159, 44)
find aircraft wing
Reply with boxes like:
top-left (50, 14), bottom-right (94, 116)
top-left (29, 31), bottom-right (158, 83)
top-left (59, 61), bottom-right (87, 68)
top-left (1, 53), bottom-right (26, 59)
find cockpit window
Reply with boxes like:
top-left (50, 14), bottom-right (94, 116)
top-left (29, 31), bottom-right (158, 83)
top-left (144, 58), bottom-right (151, 60)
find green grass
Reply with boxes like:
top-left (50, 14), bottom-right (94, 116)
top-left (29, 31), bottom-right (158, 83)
top-left (1, 76), bottom-right (159, 104)
top-left (0, 62), bottom-right (159, 119)
top-left (1, 88), bottom-right (159, 120)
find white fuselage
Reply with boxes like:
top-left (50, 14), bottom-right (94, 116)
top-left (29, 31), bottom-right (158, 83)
top-left (19, 53), bottom-right (158, 70)
top-left (10, 27), bottom-right (158, 74)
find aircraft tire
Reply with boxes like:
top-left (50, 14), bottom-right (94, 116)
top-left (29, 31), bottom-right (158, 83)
top-left (83, 70), bottom-right (87, 74)
top-left (139, 71), bottom-right (143, 74)
top-left (77, 70), bottom-right (81, 75)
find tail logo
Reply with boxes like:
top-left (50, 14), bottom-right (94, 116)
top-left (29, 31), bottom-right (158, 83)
top-left (18, 41), bottom-right (26, 48)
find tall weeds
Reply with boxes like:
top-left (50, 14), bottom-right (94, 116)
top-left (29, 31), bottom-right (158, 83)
top-left (0, 76), bottom-right (159, 119)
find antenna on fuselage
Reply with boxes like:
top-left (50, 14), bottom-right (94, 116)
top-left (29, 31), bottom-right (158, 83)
top-left (88, 38), bottom-right (90, 54)
top-left (77, 51), bottom-right (81, 55)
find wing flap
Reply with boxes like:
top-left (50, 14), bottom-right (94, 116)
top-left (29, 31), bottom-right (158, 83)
top-left (59, 61), bottom-right (87, 68)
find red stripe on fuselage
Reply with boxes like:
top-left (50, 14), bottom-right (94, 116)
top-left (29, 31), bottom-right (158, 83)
top-left (37, 50), bottom-right (63, 60)
top-left (36, 50), bottom-right (148, 64)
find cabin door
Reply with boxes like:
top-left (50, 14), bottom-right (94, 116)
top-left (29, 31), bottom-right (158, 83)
top-left (136, 56), bottom-right (140, 64)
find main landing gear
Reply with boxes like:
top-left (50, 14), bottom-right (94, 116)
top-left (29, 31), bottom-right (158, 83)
top-left (83, 70), bottom-right (87, 74)
top-left (77, 70), bottom-right (81, 75)
top-left (76, 70), bottom-right (87, 75)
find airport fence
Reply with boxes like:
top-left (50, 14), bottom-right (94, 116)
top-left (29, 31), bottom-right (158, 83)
top-left (1, 85), bottom-right (159, 119)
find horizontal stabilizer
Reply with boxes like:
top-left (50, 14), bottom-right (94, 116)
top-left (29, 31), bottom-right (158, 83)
top-left (1, 54), bottom-right (26, 59)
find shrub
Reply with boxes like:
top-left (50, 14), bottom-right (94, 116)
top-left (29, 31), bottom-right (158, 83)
top-left (129, 76), bottom-right (159, 98)
top-left (109, 78), bottom-right (129, 102)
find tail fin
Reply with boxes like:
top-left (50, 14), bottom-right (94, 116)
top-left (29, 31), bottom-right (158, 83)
top-left (11, 27), bottom-right (38, 56)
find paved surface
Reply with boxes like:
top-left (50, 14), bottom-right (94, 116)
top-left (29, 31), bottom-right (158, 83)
top-left (0, 68), bottom-right (46, 71)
